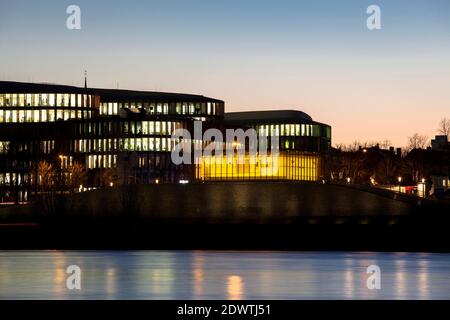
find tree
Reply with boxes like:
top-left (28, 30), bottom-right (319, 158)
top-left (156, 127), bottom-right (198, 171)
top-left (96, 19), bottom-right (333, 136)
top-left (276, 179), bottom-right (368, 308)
top-left (406, 133), bottom-right (429, 152)
top-left (380, 139), bottom-right (392, 150)
top-left (437, 117), bottom-right (450, 139)
top-left (36, 160), bottom-right (58, 216)
top-left (38, 160), bottom-right (54, 190)
top-left (67, 162), bottom-right (86, 193)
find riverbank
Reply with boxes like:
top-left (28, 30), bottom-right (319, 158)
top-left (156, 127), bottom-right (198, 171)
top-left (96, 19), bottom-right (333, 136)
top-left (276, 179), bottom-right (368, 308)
top-left (0, 182), bottom-right (449, 251)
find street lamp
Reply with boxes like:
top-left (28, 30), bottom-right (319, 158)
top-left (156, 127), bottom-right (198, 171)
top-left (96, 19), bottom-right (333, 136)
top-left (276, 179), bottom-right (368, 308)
top-left (398, 176), bottom-right (402, 193)
top-left (346, 177), bottom-right (351, 184)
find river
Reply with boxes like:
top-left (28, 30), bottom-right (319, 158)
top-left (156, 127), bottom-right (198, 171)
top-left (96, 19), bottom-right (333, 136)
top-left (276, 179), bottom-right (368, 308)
top-left (0, 251), bottom-right (449, 299)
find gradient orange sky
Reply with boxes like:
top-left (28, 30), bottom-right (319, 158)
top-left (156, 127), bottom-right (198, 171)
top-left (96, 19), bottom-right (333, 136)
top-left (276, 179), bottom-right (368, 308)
top-left (0, 0), bottom-right (449, 147)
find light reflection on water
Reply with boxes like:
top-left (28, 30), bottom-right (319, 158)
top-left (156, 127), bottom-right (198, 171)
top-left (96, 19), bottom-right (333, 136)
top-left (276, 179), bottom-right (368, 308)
top-left (0, 251), bottom-right (449, 300)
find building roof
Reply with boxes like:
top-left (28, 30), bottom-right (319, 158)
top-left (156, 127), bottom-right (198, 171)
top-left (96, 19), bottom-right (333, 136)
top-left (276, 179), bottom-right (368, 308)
top-left (0, 81), bottom-right (95, 94)
top-left (224, 110), bottom-right (315, 124)
top-left (0, 81), bottom-right (224, 103)
top-left (93, 88), bottom-right (223, 103)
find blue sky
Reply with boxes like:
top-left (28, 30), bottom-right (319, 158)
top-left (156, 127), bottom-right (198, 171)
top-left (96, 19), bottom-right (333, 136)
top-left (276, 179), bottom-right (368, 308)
top-left (1, 0), bottom-right (449, 146)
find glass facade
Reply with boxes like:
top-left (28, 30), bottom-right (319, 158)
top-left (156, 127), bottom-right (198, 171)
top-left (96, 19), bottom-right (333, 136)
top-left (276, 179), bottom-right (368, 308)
top-left (197, 152), bottom-right (320, 181)
top-left (0, 93), bottom-right (97, 123)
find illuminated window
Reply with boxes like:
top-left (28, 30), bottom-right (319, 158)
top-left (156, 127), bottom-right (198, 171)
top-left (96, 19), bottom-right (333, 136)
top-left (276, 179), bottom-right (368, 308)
top-left (64, 94), bottom-right (70, 107)
top-left (150, 138), bottom-right (155, 150)
top-left (33, 110), bottom-right (39, 122)
top-left (26, 94), bottom-right (32, 106)
top-left (19, 110), bottom-right (25, 122)
top-left (149, 121), bottom-right (155, 134)
top-left (142, 138), bottom-right (149, 151)
top-left (34, 94), bottom-right (40, 106)
top-left (56, 94), bottom-right (63, 106)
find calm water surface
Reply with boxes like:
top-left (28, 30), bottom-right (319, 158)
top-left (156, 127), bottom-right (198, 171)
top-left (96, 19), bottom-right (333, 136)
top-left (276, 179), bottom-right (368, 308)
top-left (0, 251), bottom-right (449, 299)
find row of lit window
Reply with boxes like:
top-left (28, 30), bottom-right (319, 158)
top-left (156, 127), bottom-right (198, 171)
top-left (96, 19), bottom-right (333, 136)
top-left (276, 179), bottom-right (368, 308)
top-left (87, 154), bottom-right (117, 169)
top-left (0, 109), bottom-right (93, 123)
top-left (0, 190), bottom-right (28, 202)
top-left (0, 172), bottom-right (32, 186)
top-left (99, 101), bottom-right (222, 116)
top-left (123, 121), bottom-right (179, 135)
top-left (74, 137), bottom-right (174, 153)
top-left (0, 93), bottom-right (96, 108)
top-left (256, 124), bottom-right (330, 138)
top-left (2, 140), bottom-right (55, 155)
top-left (175, 102), bottom-right (221, 116)
top-left (74, 121), bottom-right (182, 137)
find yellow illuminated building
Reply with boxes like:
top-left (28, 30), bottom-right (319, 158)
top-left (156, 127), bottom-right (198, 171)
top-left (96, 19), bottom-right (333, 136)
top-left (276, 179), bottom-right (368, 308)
top-left (197, 152), bottom-right (320, 181)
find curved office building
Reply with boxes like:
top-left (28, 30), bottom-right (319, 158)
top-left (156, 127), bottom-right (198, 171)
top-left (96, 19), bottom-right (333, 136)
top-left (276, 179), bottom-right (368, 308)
top-left (197, 110), bottom-right (331, 181)
top-left (0, 81), bottom-right (330, 203)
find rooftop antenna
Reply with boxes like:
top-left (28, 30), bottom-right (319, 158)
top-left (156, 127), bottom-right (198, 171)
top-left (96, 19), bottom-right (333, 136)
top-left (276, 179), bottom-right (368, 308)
top-left (84, 70), bottom-right (87, 88)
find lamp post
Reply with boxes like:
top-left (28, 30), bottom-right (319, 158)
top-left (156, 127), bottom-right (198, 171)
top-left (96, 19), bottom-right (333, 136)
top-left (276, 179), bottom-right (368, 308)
top-left (422, 178), bottom-right (426, 197)
top-left (398, 176), bottom-right (402, 193)
top-left (59, 154), bottom-right (65, 194)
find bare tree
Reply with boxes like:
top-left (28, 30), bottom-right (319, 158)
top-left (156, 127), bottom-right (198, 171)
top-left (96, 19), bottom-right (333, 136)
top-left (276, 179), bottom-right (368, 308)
top-left (380, 139), bottom-right (392, 149)
top-left (36, 160), bottom-right (57, 216)
top-left (406, 133), bottom-right (429, 152)
top-left (343, 141), bottom-right (361, 152)
top-left (437, 117), bottom-right (450, 139)
top-left (38, 160), bottom-right (54, 189)
top-left (67, 162), bottom-right (86, 193)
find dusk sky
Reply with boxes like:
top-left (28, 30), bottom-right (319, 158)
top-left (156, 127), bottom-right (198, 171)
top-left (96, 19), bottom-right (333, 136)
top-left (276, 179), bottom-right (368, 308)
top-left (0, 0), bottom-right (449, 147)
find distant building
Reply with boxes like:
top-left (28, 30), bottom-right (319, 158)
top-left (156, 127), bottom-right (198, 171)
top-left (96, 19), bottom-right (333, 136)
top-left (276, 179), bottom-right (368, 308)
top-left (431, 135), bottom-right (450, 152)
top-left (0, 81), bottom-right (331, 203)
